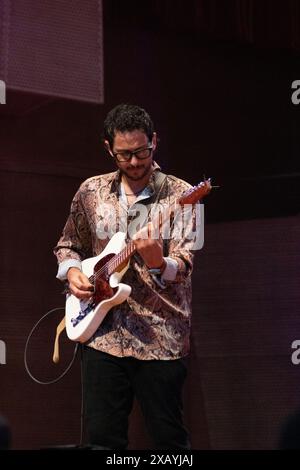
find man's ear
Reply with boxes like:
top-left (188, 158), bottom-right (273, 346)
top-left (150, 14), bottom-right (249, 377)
top-left (104, 140), bottom-right (112, 154)
top-left (152, 132), bottom-right (157, 151)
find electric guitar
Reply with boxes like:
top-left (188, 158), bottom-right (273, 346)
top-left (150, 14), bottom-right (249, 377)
top-left (65, 178), bottom-right (212, 343)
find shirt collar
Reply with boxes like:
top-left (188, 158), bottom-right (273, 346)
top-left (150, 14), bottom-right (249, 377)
top-left (110, 161), bottom-right (161, 196)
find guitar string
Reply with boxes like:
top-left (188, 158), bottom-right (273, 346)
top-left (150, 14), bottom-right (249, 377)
top-left (93, 177), bottom-right (171, 281)
top-left (88, 202), bottom-right (176, 286)
top-left (88, 195), bottom-right (197, 285)
top-left (88, 198), bottom-right (174, 285)
top-left (88, 240), bottom-right (135, 285)
top-left (90, 248), bottom-right (136, 288)
top-left (87, 182), bottom-right (206, 287)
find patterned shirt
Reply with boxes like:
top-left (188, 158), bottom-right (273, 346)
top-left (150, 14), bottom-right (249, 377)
top-left (54, 164), bottom-right (195, 360)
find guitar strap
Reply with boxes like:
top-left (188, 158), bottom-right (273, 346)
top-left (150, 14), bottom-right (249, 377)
top-left (125, 170), bottom-right (168, 236)
top-left (151, 170), bottom-right (168, 204)
top-left (138, 170), bottom-right (168, 222)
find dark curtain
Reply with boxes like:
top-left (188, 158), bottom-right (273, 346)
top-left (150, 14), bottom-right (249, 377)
top-left (106, 0), bottom-right (300, 52)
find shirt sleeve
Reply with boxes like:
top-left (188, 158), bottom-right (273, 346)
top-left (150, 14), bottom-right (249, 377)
top-left (56, 259), bottom-right (82, 281)
top-left (163, 183), bottom-right (202, 283)
top-left (53, 185), bottom-right (92, 281)
top-left (161, 256), bottom-right (178, 281)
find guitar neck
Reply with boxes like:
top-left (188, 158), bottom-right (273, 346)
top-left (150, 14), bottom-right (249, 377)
top-left (108, 239), bottom-right (136, 275)
top-left (107, 204), bottom-right (173, 275)
top-left (105, 178), bottom-right (212, 276)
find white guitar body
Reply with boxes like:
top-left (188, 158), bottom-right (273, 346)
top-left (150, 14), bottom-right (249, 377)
top-left (65, 232), bottom-right (131, 343)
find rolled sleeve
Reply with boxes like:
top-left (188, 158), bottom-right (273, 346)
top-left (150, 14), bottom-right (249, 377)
top-left (161, 257), bottom-right (178, 281)
top-left (56, 259), bottom-right (82, 281)
top-left (53, 183), bottom-right (92, 282)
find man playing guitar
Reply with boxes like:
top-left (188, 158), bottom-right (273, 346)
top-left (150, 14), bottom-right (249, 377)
top-left (54, 104), bottom-right (210, 449)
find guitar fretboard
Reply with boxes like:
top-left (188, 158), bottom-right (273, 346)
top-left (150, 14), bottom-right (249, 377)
top-left (90, 178), bottom-right (211, 283)
top-left (107, 239), bottom-right (136, 275)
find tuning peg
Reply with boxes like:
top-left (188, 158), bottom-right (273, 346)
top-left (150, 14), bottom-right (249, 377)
top-left (202, 176), bottom-right (219, 189)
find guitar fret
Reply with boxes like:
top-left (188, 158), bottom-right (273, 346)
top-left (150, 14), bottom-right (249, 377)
top-left (98, 177), bottom-right (210, 279)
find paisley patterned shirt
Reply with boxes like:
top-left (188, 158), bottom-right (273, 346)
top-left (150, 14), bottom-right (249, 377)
top-left (54, 164), bottom-right (196, 360)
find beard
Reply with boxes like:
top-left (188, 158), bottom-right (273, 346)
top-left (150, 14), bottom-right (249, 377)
top-left (119, 159), bottom-right (153, 181)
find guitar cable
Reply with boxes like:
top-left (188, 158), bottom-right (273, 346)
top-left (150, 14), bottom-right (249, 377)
top-left (24, 307), bottom-right (84, 446)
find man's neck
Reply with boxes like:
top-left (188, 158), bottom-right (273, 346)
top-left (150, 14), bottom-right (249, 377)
top-left (121, 169), bottom-right (153, 195)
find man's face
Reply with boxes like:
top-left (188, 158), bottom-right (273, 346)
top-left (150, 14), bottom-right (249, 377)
top-left (106, 130), bottom-right (156, 181)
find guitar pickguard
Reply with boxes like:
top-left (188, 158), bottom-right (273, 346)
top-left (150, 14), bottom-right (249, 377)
top-left (93, 253), bottom-right (116, 304)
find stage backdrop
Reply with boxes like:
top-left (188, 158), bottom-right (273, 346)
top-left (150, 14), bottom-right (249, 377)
top-left (1, 0), bottom-right (300, 449)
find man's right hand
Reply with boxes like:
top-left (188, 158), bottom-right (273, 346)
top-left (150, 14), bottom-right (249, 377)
top-left (67, 267), bottom-right (94, 299)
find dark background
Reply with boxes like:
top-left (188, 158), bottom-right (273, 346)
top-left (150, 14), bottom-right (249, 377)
top-left (0, 0), bottom-right (300, 449)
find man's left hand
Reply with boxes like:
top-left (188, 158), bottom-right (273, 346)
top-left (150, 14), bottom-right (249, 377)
top-left (133, 223), bottom-right (165, 270)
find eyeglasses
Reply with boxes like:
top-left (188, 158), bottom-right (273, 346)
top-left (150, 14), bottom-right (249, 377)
top-left (111, 144), bottom-right (153, 162)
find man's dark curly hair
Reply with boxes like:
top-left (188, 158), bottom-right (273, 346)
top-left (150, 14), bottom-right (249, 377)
top-left (103, 104), bottom-right (154, 148)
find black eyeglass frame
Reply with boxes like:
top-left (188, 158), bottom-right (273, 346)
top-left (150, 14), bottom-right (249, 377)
top-left (110, 144), bottom-right (154, 162)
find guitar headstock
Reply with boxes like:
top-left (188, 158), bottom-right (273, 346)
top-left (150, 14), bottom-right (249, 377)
top-left (178, 178), bottom-right (212, 205)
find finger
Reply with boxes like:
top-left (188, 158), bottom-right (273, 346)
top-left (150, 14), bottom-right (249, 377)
top-left (77, 275), bottom-right (94, 290)
top-left (78, 282), bottom-right (94, 291)
top-left (133, 226), bottom-right (148, 241)
top-left (77, 291), bottom-right (93, 299)
top-left (70, 285), bottom-right (93, 299)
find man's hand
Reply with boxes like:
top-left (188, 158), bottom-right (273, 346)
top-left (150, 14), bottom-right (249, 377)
top-left (133, 223), bottom-right (166, 270)
top-left (67, 267), bottom-right (94, 299)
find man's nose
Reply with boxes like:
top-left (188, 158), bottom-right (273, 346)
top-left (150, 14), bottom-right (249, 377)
top-left (130, 154), bottom-right (140, 165)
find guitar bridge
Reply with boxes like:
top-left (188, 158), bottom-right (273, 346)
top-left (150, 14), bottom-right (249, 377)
top-left (71, 301), bottom-right (96, 327)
